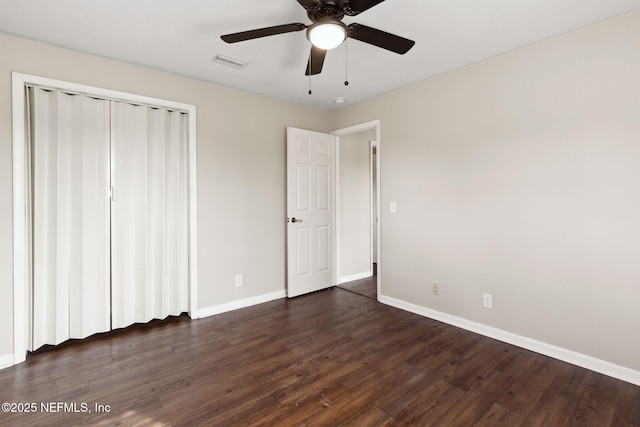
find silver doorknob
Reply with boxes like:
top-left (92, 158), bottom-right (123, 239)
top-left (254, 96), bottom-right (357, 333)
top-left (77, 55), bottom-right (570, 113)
top-left (291, 217), bottom-right (303, 223)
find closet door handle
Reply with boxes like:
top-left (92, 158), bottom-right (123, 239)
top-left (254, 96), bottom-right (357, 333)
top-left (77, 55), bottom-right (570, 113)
top-left (291, 217), bottom-right (303, 223)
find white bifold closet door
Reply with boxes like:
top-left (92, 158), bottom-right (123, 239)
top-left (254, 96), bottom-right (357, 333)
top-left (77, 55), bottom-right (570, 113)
top-left (29, 88), bottom-right (111, 350)
top-left (28, 87), bottom-right (189, 350)
top-left (110, 103), bottom-right (189, 329)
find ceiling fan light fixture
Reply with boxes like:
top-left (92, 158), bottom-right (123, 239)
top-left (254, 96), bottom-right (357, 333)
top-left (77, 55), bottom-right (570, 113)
top-left (307, 20), bottom-right (347, 50)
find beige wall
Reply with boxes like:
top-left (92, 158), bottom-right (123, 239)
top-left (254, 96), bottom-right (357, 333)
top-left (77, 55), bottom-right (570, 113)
top-left (331, 11), bottom-right (640, 371)
top-left (339, 129), bottom-right (376, 280)
top-left (0, 32), bottom-right (331, 357)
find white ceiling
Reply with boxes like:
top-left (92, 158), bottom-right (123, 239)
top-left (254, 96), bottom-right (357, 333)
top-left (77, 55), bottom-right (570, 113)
top-left (1, 0), bottom-right (639, 111)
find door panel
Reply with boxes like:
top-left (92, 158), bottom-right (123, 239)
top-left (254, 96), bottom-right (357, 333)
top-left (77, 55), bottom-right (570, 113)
top-left (317, 225), bottom-right (330, 272)
top-left (296, 227), bottom-right (311, 276)
top-left (110, 103), bottom-right (189, 329)
top-left (317, 164), bottom-right (330, 211)
top-left (296, 163), bottom-right (311, 212)
top-left (29, 89), bottom-right (111, 350)
top-left (287, 127), bottom-right (335, 297)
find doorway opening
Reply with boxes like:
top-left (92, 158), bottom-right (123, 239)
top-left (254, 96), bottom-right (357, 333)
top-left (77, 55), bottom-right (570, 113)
top-left (332, 121), bottom-right (380, 300)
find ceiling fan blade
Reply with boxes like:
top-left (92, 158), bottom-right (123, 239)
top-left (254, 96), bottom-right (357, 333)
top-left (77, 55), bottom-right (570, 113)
top-left (305, 45), bottom-right (327, 75)
top-left (347, 23), bottom-right (415, 54)
top-left (345, 0), bottom-right (387, 15)
top-left (221, 23), bottom-right (306, 43)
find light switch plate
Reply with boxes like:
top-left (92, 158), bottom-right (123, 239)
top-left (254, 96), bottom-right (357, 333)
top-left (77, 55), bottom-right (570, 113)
top-left (483, 293), bottom-right (492, 308)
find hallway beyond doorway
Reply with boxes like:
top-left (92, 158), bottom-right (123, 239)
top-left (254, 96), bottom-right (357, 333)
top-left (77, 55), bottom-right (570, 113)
top-left (337, 264), bottom-right (377, 299)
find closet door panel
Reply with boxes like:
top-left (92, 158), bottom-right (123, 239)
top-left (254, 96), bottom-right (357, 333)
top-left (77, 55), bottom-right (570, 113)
top-left (73, 95), bottom-right (112, 339)
top-left (111, 103), bottom-right (148, 328)
top-left (30, 88), bottom-right (111, 350)
top-left (111, 103), bottom-right (189, 330)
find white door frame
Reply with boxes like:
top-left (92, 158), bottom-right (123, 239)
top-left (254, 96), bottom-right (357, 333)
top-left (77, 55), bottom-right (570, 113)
top-left (331, 119), bottom-right (381, 298)
top-left (370, 140), bottom-right (378, 265)
top-left (11, 72), bottom-right (199, 366)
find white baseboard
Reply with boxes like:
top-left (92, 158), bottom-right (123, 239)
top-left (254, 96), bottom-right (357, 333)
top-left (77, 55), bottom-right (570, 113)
top-left (379, 294), bottom-right (640, 387)
top-left (0, 354), bottom-right (15, 370)
top-left (338, 271), bottom-right (372, 284)
top-left (195, 290), bottom-right (286, 319)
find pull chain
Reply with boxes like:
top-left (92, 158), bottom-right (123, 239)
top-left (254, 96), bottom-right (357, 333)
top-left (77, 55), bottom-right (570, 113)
top-left (344, 38), bottom-right (349, 86)
top-left (308, 54), bottom-right (312, 95)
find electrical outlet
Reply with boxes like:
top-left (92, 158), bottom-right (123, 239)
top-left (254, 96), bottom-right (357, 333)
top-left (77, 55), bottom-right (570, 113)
top-left (390, 201), bottom-right (397, 214)
top-left (235, 274), bottom-right (243, 287)
top-left (432, 283), bottom-right (439, 296)
top-left (483, 293), bottom-right (492, 308)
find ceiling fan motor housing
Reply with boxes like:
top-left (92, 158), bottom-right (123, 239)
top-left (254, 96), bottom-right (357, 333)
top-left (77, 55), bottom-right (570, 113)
top-left (306, 1), bottom-right (345, 22)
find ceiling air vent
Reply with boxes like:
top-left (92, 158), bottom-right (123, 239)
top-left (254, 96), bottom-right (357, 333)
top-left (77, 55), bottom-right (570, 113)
top-left (211, 53), bottom-right (249, 69)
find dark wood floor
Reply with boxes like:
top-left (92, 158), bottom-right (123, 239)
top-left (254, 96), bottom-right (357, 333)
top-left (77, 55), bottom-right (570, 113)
top-left (337, 274), bottom-right (377, 299)
top-left (1, 288), bottom-right (638, 426)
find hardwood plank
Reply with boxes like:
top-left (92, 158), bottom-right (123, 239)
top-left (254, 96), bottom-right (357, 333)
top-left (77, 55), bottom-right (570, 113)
top-left (475, 403), bottom-right (525, 426)
top-left (613, 381), bottom-right (640, 426)
top-left (0, 287), bottom-right (637, 426)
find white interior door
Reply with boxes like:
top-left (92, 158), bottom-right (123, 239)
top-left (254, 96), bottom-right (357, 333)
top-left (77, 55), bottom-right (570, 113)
top-left (286, 127), bottom-right (336, 297)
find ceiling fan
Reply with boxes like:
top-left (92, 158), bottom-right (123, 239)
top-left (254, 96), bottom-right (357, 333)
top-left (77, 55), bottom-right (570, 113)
top-left (220, 0), bottom-right (415, 76)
